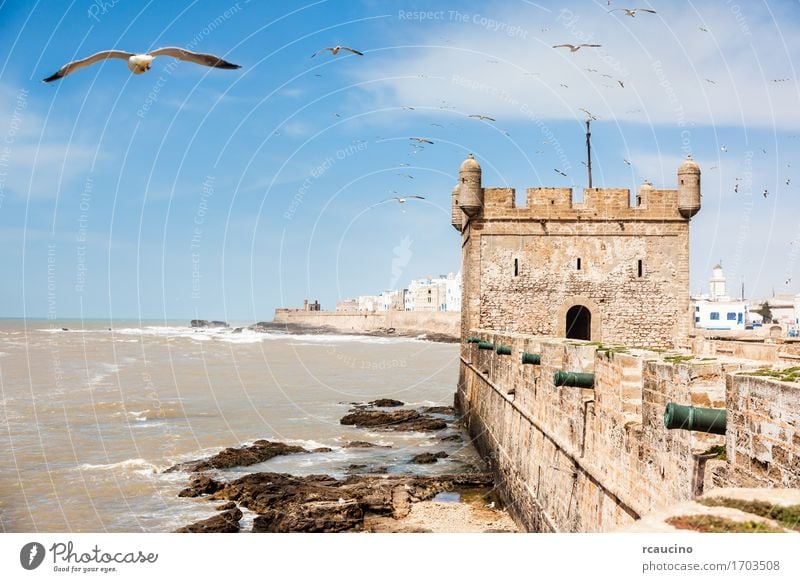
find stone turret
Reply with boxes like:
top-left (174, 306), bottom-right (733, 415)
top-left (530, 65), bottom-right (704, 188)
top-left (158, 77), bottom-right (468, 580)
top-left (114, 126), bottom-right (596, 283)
top-left (677, 154), bottom-right (701, 219)
top-left (636, 180), bottom-right (654, 207)
top-left (451, 184), bottom-right (463, 231)
top-left (458, 153), bottom-right (483, 217)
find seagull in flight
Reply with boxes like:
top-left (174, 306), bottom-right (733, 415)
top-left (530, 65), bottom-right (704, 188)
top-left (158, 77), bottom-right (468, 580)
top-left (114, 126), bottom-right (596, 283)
top-left (311, 45), bottom-right (363, 58)
top-left (554, 168), bottom-right (567, 176)
top-left (375, 195), bottom-right (426, 207)
top-left (609, 8), bottom-right (657, 17)
top-left (553, 44), bottom-right (602, 52)
top-left (579, 108), bottom-right (598, 120)
top-left (42, 47), bottom-right (240, 82)
top-left (410, 137), bottom-right (434, 145)
top-left (469, 114), bottom-right (496, 121)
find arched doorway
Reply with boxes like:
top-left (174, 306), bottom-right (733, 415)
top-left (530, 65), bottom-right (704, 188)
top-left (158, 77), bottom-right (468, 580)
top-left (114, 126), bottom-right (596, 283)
top-left (566, 305), bottom-right (591, 340)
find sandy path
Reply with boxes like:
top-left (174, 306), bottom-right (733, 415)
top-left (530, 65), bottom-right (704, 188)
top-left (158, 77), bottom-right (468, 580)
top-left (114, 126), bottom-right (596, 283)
top-left (365, 500), bottom-right (520, 533)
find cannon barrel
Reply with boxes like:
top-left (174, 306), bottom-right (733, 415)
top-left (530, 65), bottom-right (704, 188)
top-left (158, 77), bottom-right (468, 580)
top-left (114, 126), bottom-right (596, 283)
top-left (477, 341), bottom-right (494, 350)
top-left (664, 402), bottom-right (727, 435)
top-left (467, 336), bottom-right (481, 343)
top-left (521, 352), bottom-right (541, 365)
top-left (496, 345), bottom-right (512, 355)
top-left (553, 370), bottom-right (595, 388)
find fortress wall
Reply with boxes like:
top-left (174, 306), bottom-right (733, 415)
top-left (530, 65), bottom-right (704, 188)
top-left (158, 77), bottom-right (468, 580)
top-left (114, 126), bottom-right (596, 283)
top-left (272, 309), bottom-right (459, 339)
top-left (692, 336), bottom-right (800, 365)
top-left (714, 374), bottom-right (800, 489)
top-left (456, 331), bottom-right (769, 532)
top-left (476, 227), bottom-right (690, 347)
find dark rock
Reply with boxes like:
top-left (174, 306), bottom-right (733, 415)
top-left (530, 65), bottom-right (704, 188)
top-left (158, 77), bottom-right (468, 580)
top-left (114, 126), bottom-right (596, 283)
top-left (214, 501), bottom-right (237, 511)
top-left (410, 451), bottom-right (449, 464)
top-left (190, 319), bottom-right (229, 328)
top-left (312, 447), bottom-right (333, 453)
top-left (422, 406), bottom-right (455, 415)
top-left (253, 499), bottom-right (363, 533)
top-left (369, 399), bottom-right (404, 407)
top-left (178, 476), bottom-right (223, 497)
top-left (440, 434), bottom-right (463, 442)
top-left (167, 440), bottom-right (311, 472)
top-left (342, 441), bottom-right (388, 449)
top-left (176, 508), bottom-right (243, 533)
top-left (340, 409), bottom-right (446, 432)
top-left (186, 471), bottom-right (493, 533)
top-left (61, 328), bottom-right (69, 331)
top-left (347, 464), bottom-right (368, 471)
top-left (232, 327), bottom-right (243, 334)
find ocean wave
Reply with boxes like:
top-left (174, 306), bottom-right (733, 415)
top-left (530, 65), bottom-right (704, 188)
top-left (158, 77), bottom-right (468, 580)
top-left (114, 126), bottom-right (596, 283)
top-left (76, 458), bottom-right (161, 474)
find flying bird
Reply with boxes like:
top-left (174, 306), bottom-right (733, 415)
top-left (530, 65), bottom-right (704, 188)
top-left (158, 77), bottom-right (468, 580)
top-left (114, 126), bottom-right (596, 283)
top-left (704, 78), bottom-right (716, 84)
top-left (375, 195), bottom-right (426, 207)
top-left (763, 188), bottom-right (769, 198)
top-left (410, 137), bottom-right (434, 145)
top-left (617, 80), bottom-right (625, 88)
top-left (42, 47), bottom-right (240, 82)
top-left (623, 158), bottom-right (631, 165)
top-left (469, 114), bottom-right (496, 121)
top-left (721, 145), bottom-right (728, 152)
top-left (553, 44), bottom-right (602, 52)
top-left (609, 8), bottom-right (657, 17)
top-left (579, 108), bottom-right (598, 120)
top-left (311, 45), bottom-right (363, 58)
top-left (554, 168), bottom-right (567, 176)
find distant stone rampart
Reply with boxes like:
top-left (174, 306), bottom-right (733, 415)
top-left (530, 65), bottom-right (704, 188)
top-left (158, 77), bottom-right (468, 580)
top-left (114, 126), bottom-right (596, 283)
top-left (271, 309), bottom-right (459, 341)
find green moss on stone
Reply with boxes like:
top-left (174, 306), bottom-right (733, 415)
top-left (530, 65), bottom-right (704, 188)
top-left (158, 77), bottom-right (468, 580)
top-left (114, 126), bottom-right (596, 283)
top-left (699, 498), bottom-right (800, 531)
top-left (666, 514), bottom-right (784, 533)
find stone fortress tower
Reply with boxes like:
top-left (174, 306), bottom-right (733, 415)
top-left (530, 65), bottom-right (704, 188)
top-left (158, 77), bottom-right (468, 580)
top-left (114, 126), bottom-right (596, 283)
top-left (452, 153), bottom-right (701, 348)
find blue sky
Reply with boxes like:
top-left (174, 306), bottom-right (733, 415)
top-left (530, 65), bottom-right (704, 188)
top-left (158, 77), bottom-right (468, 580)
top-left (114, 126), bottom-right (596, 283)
top-left (1, 0), bottom-right (799, 321)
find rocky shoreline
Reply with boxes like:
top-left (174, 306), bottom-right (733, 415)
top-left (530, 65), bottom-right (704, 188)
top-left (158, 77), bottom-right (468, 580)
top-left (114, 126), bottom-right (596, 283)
top-left (170, 399), bottom-right (517, 533)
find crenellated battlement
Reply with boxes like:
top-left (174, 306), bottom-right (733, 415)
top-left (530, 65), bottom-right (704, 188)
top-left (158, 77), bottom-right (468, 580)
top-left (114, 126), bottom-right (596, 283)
top-left (478, 186), bottom-right (683, 220)
top-left (452, 153), bottom-right (701, 349)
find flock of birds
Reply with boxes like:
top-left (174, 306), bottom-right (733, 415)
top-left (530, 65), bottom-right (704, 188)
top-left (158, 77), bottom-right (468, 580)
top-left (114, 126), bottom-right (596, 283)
top-left (41, 5), bottom-right (792, 204)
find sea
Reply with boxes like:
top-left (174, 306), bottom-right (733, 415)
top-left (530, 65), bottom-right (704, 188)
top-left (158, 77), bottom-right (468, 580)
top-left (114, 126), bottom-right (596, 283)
top-left (0, 319), bottom-right (480, 533)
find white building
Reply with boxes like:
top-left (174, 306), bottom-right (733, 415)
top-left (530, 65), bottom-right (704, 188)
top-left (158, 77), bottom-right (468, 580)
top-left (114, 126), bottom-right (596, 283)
top-left (793, 294), bottom-right (800, 336)
top-left (379, 289), bottom-right (406, 311)
top-left (445, 272), bottom-right (462, 312)
top-left (693, 264), bottom-right (749, 331)
top-left (357, 294), bottom-right (381, 312)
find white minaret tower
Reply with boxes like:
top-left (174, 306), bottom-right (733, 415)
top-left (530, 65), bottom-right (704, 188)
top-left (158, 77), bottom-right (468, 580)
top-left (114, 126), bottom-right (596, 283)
top-left (709, 264), bottom-right (729, 301)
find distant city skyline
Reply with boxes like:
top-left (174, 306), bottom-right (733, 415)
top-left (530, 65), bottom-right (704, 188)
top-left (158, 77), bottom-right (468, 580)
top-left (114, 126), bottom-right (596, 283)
top-left (2, 1), bottom-right (799, 320)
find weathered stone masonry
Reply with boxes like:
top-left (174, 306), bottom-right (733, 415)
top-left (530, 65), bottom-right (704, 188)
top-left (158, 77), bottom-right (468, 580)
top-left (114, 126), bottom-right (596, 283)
top-left (451, 154), bottom-right (800, 531)
top-left (452, 154), bottom-right (701, 349)
top-left (458, 333), bottom-right (800, 532)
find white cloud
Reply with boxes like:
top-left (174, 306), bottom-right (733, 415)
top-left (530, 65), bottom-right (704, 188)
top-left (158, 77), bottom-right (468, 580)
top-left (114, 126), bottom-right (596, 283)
top-left (351, 3), bottom-right (800, 129)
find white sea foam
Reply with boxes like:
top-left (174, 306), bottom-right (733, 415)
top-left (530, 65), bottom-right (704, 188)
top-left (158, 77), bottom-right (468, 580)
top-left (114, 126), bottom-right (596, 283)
top-left (76, 458), bottom-right (161, 473)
